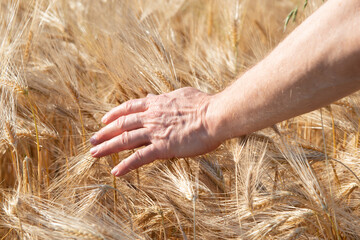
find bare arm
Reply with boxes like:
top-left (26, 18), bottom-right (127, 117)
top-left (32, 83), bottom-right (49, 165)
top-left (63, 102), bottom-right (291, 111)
top-left (207, 0), bottom-right (360, 142)
top-left (90, 0), bottom-right (360, 176)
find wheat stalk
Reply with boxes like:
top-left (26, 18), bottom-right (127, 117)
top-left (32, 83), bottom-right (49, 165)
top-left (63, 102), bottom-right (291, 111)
top-left (0, 0), bottom-right (358, 239)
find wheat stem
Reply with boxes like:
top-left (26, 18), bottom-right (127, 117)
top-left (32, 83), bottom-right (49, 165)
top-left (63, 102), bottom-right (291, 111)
top-left (9, 150), bottom-right (18, 180)
top-left (1, 228), bottom-right (13, 240)
top-left (356, 117), bottom-right (360, 148)
top-left (27, 95), bottom-right (41, 196)
top-left (78, 106), bottom-right (86, 144)
top-left (207, 2), bottom-right (213, 37)
top-left (5, 122), bottom-right (19, 178)
top-left (111, 154), bottom-right (118, 216)
top-left (320, 109), bottom-right (340, 239)
top-left (192, 195), bottom-right (196, 240)
top-left (329, 107), bottom-right (340, 186)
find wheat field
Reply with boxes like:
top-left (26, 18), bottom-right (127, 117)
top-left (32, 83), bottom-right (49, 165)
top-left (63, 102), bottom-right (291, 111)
top-left (0, 0), bottom-right (359, 239)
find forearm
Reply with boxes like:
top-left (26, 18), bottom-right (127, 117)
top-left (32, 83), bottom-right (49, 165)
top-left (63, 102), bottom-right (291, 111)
top-left (206, 0), bottom-right (360, 141)
top-left (92, 0), bottom-right (360, 176)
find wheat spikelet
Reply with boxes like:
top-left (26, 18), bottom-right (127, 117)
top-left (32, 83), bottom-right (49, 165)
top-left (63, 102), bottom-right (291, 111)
top-left (254, 20), bottom-right (267, 44)
top-left (61, 227), bottom-right (103, 240)
top-left (0, 0), bottom-right (359, 239)
top-left (245, 164), bottom-right (254, 212)
top-left (39, 128), bottom-right (58, 139)
top-left (24, 30), bottom-right (33, 63)
top-left (16, 129), bottom-right (33, 139)
top-left (247, 214), bottom-right (290, 239)
top-left (199, 157), bottom-right (226, 193)
top-left (0, 78), bottom-right (27, 95)
top-left (21, 158), bottom-right (29, 193)
top-left (285, 209), bottom-right (315, 226)
top-left (64, 80), bottom-right (86, 143)
top-left (22, 157), bottom-right (33, 194)
top-left (333, 99), bottom-right (354, 112)
top-left (231, 18), bottom-right (238, 50)
top-left (64, 80), bottom-right (80, 104)
top-left (148, 34), bottom-right (170, 63)
top-left (155, 70), bottom-right (174, 92)
top-left (115, 82), bottom-right (129, 102)
top-left (339, 183), bottom-right (358, 200)
top-left (279, 141), bottom-right (330, 213)
top-left (252, 191), bottom-right (295, 211)
top-left (4, 121), bottom-right (16, 149)
top-left (285, 227), bottom-right (305, 240)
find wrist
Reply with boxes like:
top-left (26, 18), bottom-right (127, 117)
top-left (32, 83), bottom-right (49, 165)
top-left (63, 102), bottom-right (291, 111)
top-left (204, 75), bottom-right (256, 142)
top-left (204, 90), bottom-right (234, 142)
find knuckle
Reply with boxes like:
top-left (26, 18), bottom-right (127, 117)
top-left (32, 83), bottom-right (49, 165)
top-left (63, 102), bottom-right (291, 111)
top-left (120, 131), bottom-right (129, 145)
top-left (102, 141), bottom-right (110, 151)
top-left (144, 98), bottom-right (150, 108)
top-left (122, 159), bottom-right (130, 170)
top-left (95, 145), bottom-right (105, 156)
top-left (157, 141), bottom-right (171, 155)
top-left (95, 130), bottom-right (103, 140)
top-left (150, 147), bottom-right (159, 159)
top-left (124, 101), bottom-right (132, 112)
top-left (147, 125), bottom-right (156, 134)
top-left (137, 113), bottom-right (144, 124)
top-left (116, 117), bottom-right (125, 129)
top-left (145, 101), bottom-right (155, 113)
top-left (134, 150), bottom-right (143, 160)
top-left (152, 145), bottom-right (163, 160)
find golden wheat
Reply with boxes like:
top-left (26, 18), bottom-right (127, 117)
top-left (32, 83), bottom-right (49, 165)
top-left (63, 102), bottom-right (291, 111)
top-left (0, 0), bottom-right (359, 239)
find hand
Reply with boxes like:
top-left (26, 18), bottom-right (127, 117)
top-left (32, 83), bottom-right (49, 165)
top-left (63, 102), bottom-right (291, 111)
top-left (90, 87), bottom-right (221, 176)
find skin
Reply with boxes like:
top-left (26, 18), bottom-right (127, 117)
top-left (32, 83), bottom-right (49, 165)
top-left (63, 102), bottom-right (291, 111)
top-left (90, 0), bottom-right (360, 176)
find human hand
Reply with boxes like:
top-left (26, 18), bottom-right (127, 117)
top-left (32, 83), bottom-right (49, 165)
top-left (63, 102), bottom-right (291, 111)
top-left (90, 87), bottom-right (221, 176)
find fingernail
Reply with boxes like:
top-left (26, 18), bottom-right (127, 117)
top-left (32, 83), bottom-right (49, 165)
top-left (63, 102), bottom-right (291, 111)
top-left (90, 146), bottom-right (99, 155)
top-left (89, 135), bottom-right (97, 145)
top-left (111, 167), bottom-right (118, 175)
top-left (101, 115), bottom-right (108, 123)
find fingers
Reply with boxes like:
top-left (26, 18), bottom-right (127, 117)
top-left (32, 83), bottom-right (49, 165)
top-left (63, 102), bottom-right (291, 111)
top-left (111, 144), bottom-right (159, 176)
top-left (102, 98), bottom-right (148, 124)
top-left (90, 128), bottom-right (150, 158)
top-left (90, 114), bottom-right (143, 145)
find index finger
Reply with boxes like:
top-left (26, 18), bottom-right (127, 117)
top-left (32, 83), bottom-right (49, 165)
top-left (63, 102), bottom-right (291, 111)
top-left (102, 98), bottom-right (148, 124)
top-left (111, 144), bottom-right (160, 176)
